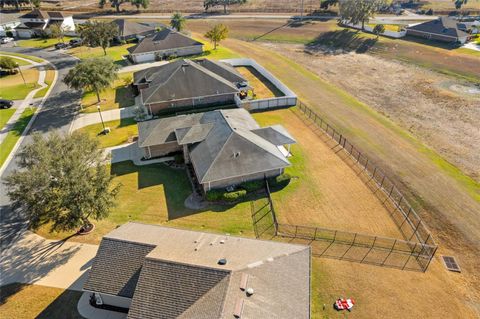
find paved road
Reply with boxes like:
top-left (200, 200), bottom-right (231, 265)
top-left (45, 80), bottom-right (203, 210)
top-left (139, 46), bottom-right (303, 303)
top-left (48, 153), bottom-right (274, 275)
top-left (0, 47), bottom-right (81, 249)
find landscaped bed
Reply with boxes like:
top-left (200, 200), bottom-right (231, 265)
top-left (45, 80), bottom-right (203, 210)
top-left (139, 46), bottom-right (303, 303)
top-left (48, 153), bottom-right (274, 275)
top-left (81, 72), bottom-right (135, 113)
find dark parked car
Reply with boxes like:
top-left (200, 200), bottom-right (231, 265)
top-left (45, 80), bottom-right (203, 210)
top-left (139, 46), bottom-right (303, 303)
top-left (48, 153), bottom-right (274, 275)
top-left (55, 42), bottom-right (69, 50)
top-left (69, 38), bottom-right (83, 47)
top-left (0, 99), bottom-right (14, 109)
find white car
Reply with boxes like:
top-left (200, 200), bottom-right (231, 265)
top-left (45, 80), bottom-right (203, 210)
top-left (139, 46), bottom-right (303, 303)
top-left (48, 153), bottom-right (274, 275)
top-left (0, 37), bottom-right (14, 44)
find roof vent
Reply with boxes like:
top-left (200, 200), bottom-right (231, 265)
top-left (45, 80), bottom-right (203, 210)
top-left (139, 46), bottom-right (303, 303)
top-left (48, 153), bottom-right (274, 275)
top-left (220, 239), bottom-right (225, 244)
top-left (218, 258), bottom-right (227, 265)
top-left (233, 152), bottom-right (240, 158)
top-left (246, 288), bottom-right (254, 296)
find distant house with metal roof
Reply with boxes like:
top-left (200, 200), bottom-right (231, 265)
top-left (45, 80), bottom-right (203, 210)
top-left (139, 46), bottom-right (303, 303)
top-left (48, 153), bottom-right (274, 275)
top-left (138, 108), bottom-right (295, 191)
top-left (127, 28), bottom-right (204, 63)
top-left (133, 58), bottom-right (248, 115)
top-left (406, 17), bottom-right (470, 44)
top-left (15, 9), bottom-right (75, 38)
top-left (83, 222), bottom-right (311, 319)
top-left (111, 19), bottom-right (157, 41)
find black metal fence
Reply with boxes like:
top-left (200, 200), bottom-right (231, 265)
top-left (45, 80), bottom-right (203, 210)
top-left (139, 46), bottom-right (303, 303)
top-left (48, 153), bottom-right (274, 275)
top-left (248, 104), bottom-right (439, 272)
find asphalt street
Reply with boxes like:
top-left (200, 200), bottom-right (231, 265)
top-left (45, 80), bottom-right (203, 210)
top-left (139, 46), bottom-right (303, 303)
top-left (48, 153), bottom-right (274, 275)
top-left (0, 47), bottom-right (81, 248)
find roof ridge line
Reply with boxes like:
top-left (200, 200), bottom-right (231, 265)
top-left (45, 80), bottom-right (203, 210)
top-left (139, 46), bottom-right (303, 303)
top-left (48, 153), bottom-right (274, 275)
top-left (234, 129), bottom-right (290, 165)
top-left (143, 61), bottom-right (184, 104)
top-left (199, 131), bottom-right (234, 184)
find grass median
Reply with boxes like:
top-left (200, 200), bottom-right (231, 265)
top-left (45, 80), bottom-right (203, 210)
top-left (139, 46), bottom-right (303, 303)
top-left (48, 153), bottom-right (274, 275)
top-left (0, 107), bottom-right (36, 168)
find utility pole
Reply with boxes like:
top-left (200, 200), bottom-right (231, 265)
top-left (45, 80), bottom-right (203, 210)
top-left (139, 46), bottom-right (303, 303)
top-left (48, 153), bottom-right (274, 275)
top-left (300, 0), bottom-right (305, 21)
top-left (17, 64), bottom-right (26, 85)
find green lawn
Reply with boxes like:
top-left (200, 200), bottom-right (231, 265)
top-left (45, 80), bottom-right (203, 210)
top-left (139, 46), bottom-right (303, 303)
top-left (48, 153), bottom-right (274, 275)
top-left (81, 73), bottom-right (135, 113)
top-left (0, 68), bottom-right (40, 100)
top-left (366, 23), bottom-right (404, 32)
top-left (33, 69), bottom-right (56, 99)
top-left (18, 37), bottom-right (75, 49)
top-left (0, 283), bottom-right (83, 319)
top-left (77, 117), bottom-right (138, 148)
top-left (0, 108), bottom-right (16, 129)
top-left (67, 44), bottom-right (135, 65)
top-left (0, 107), bottom-right (36, 168)
top-left (2, 56), bottom-right (31, 66)
top-left (0, 51), bottom-right (44, 63)
top-left (191, 33), bottom-right (240, 60)
top-left (36, 160), bottom-right (256, 244)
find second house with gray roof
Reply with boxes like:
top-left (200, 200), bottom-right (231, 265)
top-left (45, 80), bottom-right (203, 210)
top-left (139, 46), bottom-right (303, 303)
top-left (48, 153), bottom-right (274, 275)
top-left (138, 108), bottom-right (296, 191)
top-left (127, 28), bottom-right (204, 63)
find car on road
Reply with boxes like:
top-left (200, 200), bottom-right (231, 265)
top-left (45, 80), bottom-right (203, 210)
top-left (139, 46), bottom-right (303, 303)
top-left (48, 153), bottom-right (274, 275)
top-left (69, 38), bottom-right (83, 47)
top-left (0, 37), bottom-right (14, 44)
top-left (0, 99), bottom-right (14, 109)
top-left (55, 42), bottom-right (69, 50)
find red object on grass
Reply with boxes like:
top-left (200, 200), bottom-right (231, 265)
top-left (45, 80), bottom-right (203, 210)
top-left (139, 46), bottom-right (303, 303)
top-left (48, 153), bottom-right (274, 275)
top-left (334, 298), bottom-right (355, 311)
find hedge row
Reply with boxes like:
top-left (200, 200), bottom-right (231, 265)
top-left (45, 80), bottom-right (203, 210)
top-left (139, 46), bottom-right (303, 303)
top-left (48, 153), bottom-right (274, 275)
top-left (205, 174), bottom-right (291, 202)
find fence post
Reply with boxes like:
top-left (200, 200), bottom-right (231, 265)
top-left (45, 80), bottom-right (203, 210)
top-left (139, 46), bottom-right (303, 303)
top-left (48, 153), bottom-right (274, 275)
top-left (402, 242), bottom-right (416, 270)
top-left (382, 239), bottom-right (397, 265)
top-left (422, 246), bottom-right (437, 272)
top-left (361, 236), bottom-right (377, 263)
top-left (380, 174), bottom-right (386, 187)
top-left (408, 219), bottom-right (422, 241)
top-left (399, 207), bottom-right (412, 229)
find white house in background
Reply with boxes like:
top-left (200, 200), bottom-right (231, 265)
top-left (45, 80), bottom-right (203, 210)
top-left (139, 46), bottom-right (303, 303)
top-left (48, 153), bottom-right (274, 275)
top-left (0, 21), bottom-right (21, 37)
top-left (15, 9), bottom-right (75, 38)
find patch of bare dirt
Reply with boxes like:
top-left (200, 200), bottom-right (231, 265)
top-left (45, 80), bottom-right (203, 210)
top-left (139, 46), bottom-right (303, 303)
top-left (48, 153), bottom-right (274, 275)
top-left (260, 42), bottom-right (480, 181)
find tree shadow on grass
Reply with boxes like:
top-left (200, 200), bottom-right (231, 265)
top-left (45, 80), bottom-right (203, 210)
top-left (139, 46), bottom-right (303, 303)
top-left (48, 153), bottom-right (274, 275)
top-left (306, 29), bottom-right (378, 54)
top-left (114, 85), bottom-right (135, 108)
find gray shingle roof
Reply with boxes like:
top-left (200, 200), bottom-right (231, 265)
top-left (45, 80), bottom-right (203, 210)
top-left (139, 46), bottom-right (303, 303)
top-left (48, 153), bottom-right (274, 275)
top-left (111, 19), bottom-right (156, 38)
top-left (139, 59), bottom-right (240, 105)
top-left (127, 259), bottom-right (230, 319)
top-left (194, 59), bottom-right (246, 84)
top-left (84, 222), bottom-right (311, 319)
top-left (407, 17), bottom-right (469, 38)
top-left (251, 125), bottom-right (297, 145)
top-left (83, 238), bottom-right (155, 298)
top-left (137, 109), bottom-right (294, 184)
top-left (127, 29), bottom-right (203, 55)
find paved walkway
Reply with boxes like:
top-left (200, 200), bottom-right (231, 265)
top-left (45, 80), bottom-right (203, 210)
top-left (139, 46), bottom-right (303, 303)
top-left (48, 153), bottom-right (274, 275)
top-left (70, 107), bottom-right (136, 132)
top-left (0, 54), bottom-right (48, 144)
top-left (0, 230), bottom-right (98, 291)
top-left (77, 293), bottom-right (127, 319)
top-left (106, 142), bottom-right (174, 165)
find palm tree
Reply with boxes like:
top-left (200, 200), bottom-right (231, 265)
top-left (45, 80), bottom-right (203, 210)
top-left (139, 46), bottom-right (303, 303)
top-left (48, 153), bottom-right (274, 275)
top-left (170, 12), bottom-right (186, 32)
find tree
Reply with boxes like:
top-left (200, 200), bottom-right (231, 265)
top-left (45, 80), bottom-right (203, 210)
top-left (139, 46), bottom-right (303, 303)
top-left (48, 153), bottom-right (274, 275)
top-left (49, 24), bottom-right (68, 43)
top-left (131, 0), bottom-right (149, 10)
top-left (99, 0), bottom-right (128, 12)
top-left (339, 0), bottom-right (386, 30)
top-left (204, 23), bottom-right (229, 50)
top-left (320, 0), bottom-right (338, 9)
top-left (31, 0), bottom-right (40, 7)
top-left (204, 0), bottom-right (247, 14)
top-left (78, 21), bottom-right (119, 55)
top-left (453, 0), bottom-right (468, 9)
top-left (0, 56), bottom-right (19, 75)
top-left (170, 12), bottom-right (186, 31)
top-left (64, 57), bottom-right (119, 103)
top-left (3, 132), bottom-right (120, 233)
top-left (373, 24), bottom-right (385, 37)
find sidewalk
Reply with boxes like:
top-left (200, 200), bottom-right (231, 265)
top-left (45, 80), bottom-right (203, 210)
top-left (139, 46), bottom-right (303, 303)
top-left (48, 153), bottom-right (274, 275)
top-left (0, 54), bottom-right (48, 144)
top-left (70, 107), bottom-right (136, 132)
top-left (0, 230), bottom-right (98, 291)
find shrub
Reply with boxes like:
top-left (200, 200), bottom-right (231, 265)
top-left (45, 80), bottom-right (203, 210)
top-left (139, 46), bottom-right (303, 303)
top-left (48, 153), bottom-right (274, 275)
top-left (206, 189), bottom-right (223, 201)
top-left (174, 154), bottom-right (184, 164)
top-left (222, 190), bottom-right (247, 202)
top-left (6, 31), bottom-right (13, 38)
top-left (269, 173), bottom-right (291, 190)
top-left (241, 180), bottom-right (264, 192)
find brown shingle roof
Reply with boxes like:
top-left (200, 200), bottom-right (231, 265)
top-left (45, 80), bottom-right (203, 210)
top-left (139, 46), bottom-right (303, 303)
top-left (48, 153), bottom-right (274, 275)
top-left (83, 238), bottom-right (155, 298)
top-left (127, 259), bottom-right (230, 319)
top-left (84, 223), bottom-right (311, 319)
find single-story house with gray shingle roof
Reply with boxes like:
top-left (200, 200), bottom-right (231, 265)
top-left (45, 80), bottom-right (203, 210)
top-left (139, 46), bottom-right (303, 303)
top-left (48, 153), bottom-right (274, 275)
top-left (127, 28), bottom-right (204, 63)
top-left (406, 17), bottom-right (470, 44)
top-left (83, 222), bottom-right (311, 319)
top-left (137, 108), bottom-right (296, 191)
top-left (111, 19), bottom-right (157, 41)
top-left (133, 58), bottom-right (249, 115)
